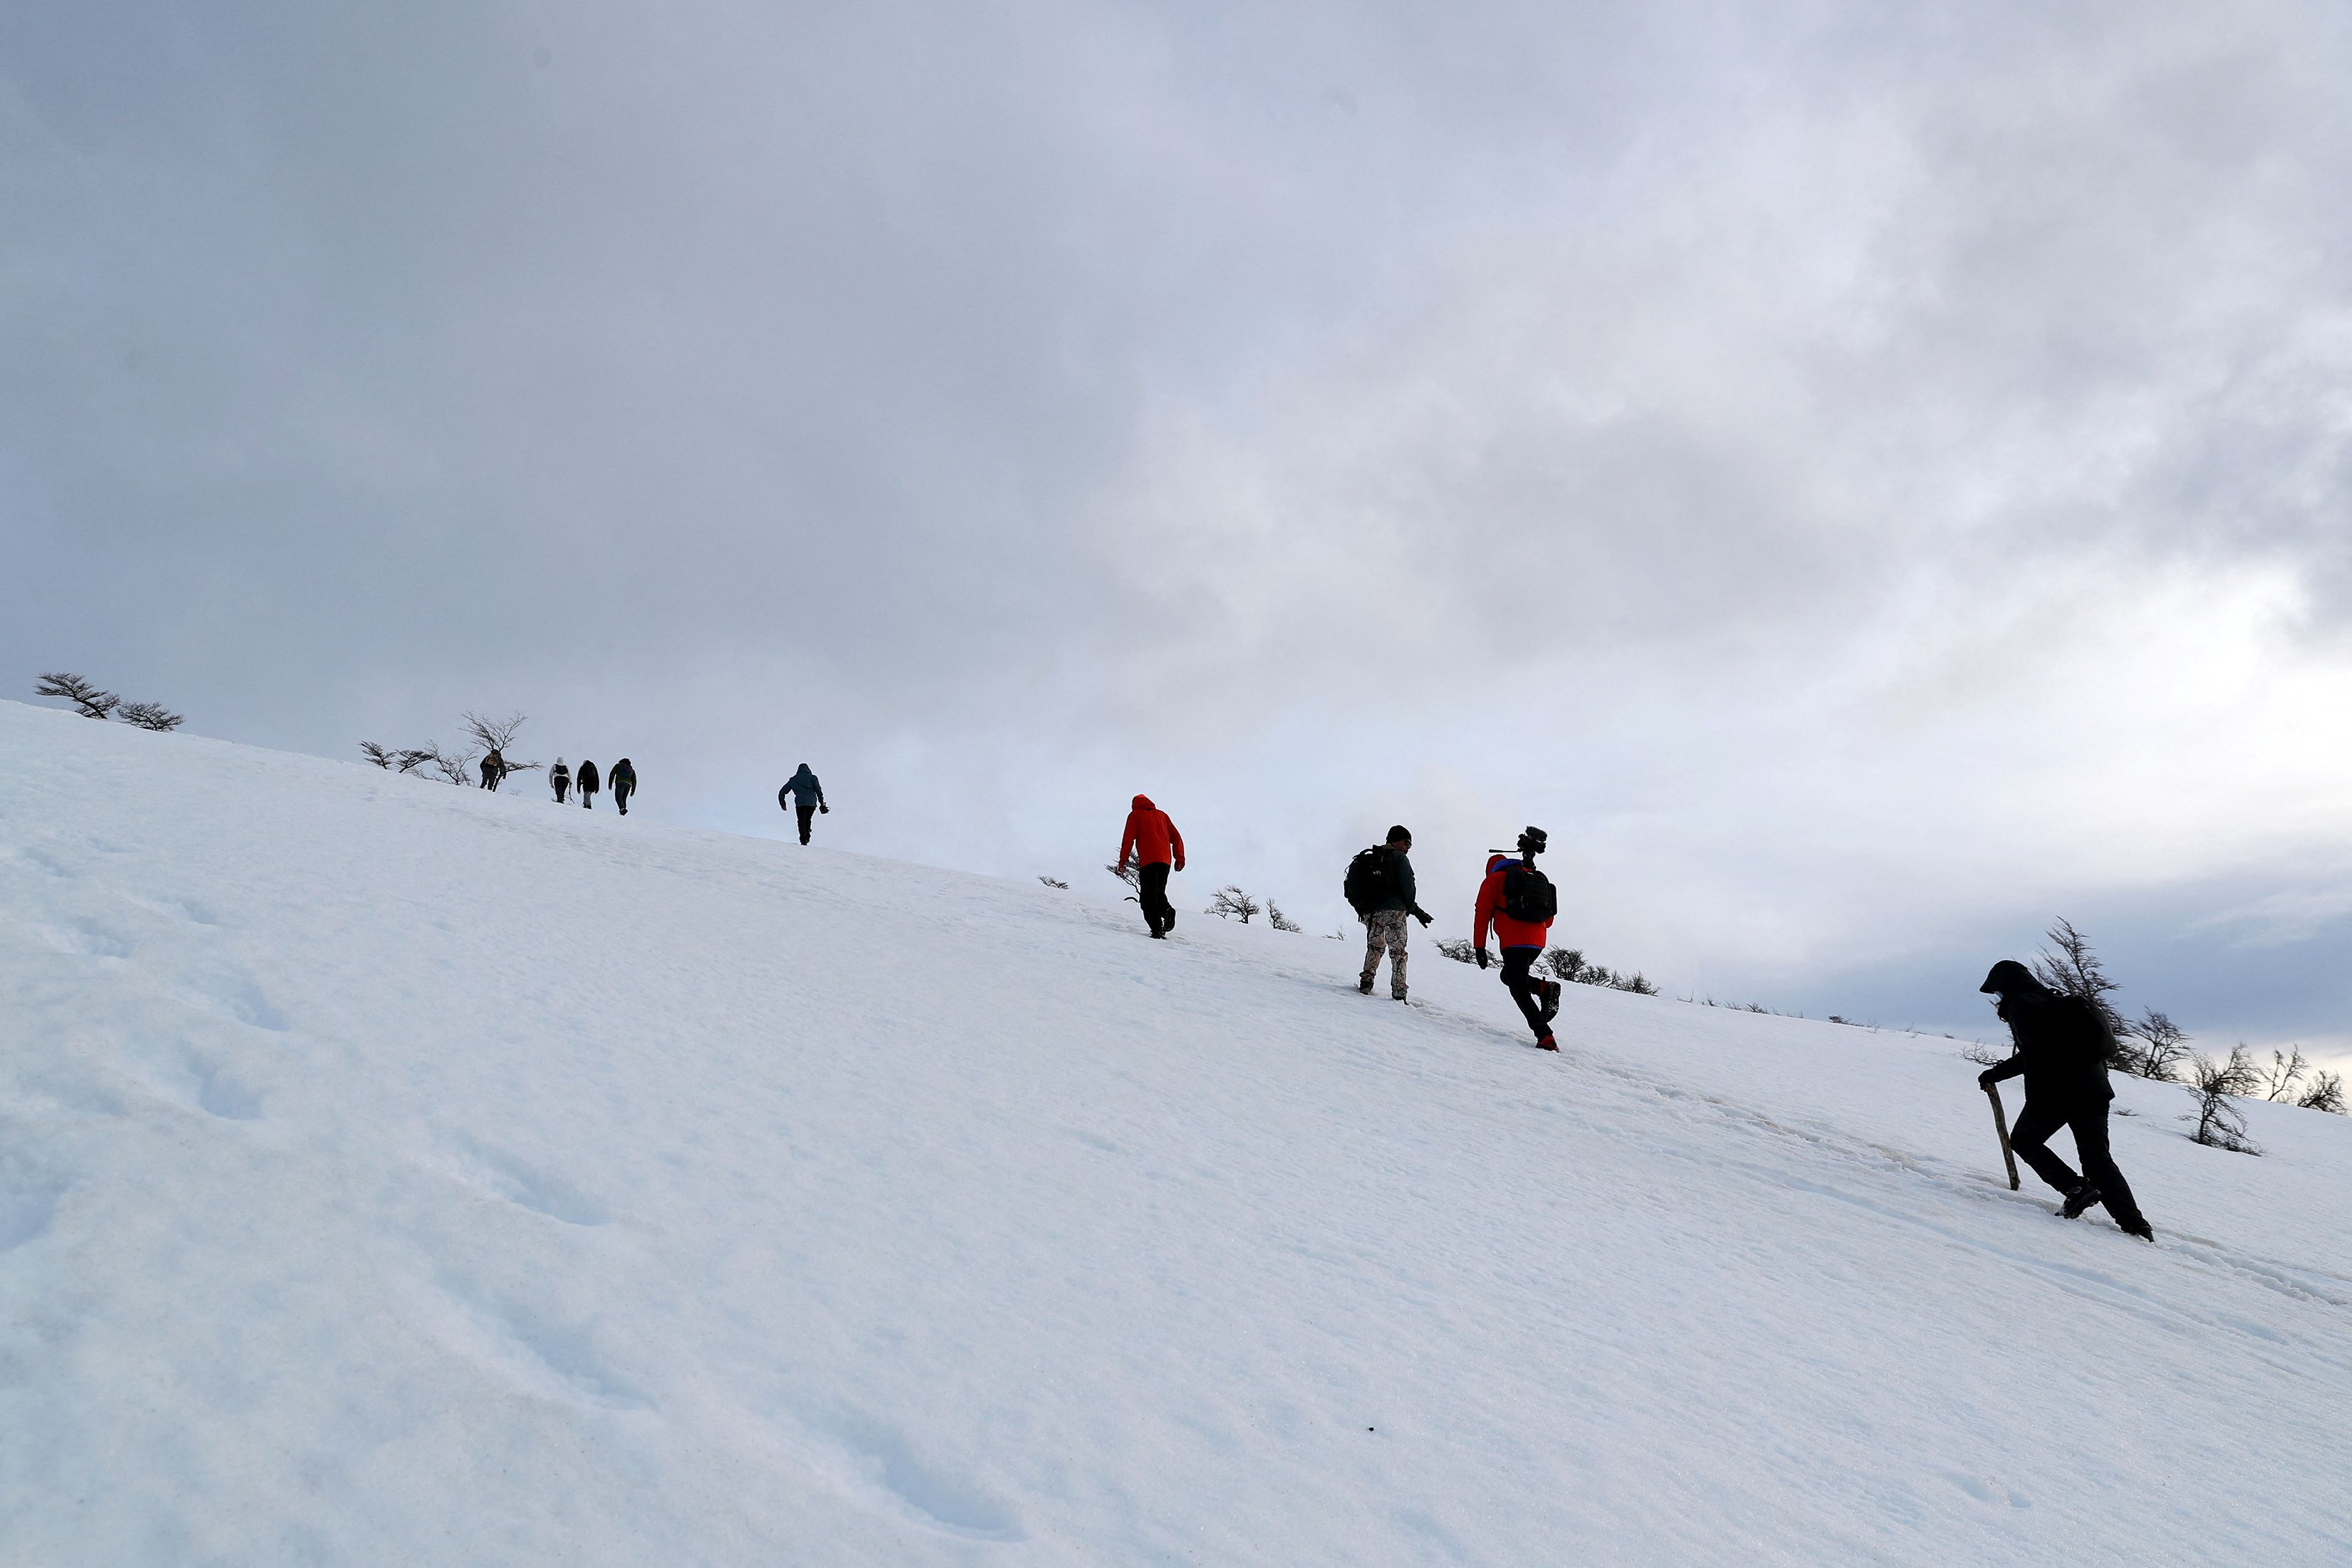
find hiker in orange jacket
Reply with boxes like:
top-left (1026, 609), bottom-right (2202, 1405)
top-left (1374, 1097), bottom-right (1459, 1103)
top-left (1118, 795), bottom-right (1186, 938)
top-left (1473, 827), bottom-right (1563, 1050)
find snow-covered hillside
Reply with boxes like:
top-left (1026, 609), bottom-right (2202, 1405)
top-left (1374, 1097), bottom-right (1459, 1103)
top-left (4, 701), bottom-right (2350, 1565)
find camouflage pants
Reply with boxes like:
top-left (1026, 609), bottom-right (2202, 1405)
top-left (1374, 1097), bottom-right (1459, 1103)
top-left (1360, 909), bottom-right (1409, 997)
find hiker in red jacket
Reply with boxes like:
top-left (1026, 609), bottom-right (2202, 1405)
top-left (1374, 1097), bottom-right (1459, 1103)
top-left (1473, 827), bottom-right (1564, 1050)
top-left (1117, 795), bottom-right (1186, 939)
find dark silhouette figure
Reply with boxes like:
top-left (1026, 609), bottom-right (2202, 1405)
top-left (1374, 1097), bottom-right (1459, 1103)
top-left (609, 758), bottom-right (636, 816)
top-left (1117, 795), bottom-right (1185, 938)
top-left (1473, 827), bottom-right (1562, 1050)
top-left (480, 748), bottom-right (506, 791)
top-left (778, 763), bottom-right (827, 845)
top-left (1979, 959), bottom-right (2152, 1239)
top-left (577, 758), bottom-right (600, 810)
top-left (1355, 825), bottom-right (1433, 1001)
top-left (550, 758), bottom-right (570, 804)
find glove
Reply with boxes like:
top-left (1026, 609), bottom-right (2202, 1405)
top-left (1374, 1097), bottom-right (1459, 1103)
top-left (1978, 1069), bottom-right (1998, 1090)
top-left (1414, 910), bottom-right (1432, 928)
top-left (819, 803), bottom-right (829, 814)
top-left (1174, 859), bottom-right (1185, 872)
top-left (1475, 947), bottom-right (1490, 969)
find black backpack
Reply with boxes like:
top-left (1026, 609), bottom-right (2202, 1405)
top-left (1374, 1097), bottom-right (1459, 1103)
top-left (1343, 847), bottom-right (1393, 914)
top-left (1500, 862), bottom-right (1557, 924)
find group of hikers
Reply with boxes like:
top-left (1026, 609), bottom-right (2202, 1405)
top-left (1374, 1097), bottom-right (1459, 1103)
top-left (1118, 794), bottom-right (2159, 1239)
top-left (525, 755), bottom-right (636, 814)
top-left (475, 749), bottom-right (831, 845)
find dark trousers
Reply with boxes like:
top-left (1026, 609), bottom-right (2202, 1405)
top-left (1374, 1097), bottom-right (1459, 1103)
top-left (2010, 1098), bottom-right (2145, 1227)
top-left (614, 785), bottom-right (631, 816)
top-left (554, 780), bottom-right (569, 803)
top-left (795, 800), bottom-right (815, 843)
top-left (1138, 862), bottom-right (1175, 934)
top-left (1499, 947), bottom-right (1548, 1038)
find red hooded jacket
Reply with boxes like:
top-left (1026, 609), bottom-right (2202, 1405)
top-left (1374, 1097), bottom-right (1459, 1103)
top-left (1474, 855), bottom-right (1552, 951)
top-left (1118, 795), bottom-right (1185, 871)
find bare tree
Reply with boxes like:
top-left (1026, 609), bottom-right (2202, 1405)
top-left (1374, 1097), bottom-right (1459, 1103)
top-left (1207, 886), bottom-right (1262, 924)
top-left (2186, 1046), bottom-right (2261, 1154)
top-left (2031, 917), bottom-right (2137, 1068)
top-left (1105, 862), bottom-right (1140, 889)
top-left (393, 748), bottom-right (438, 775)
top-left (1435, 938), bottom-right (1480, 964)
top-left (2297, 1071), bottom-right (2346, 1115)
top-left (1037, 876), bottom-right (1069, 889)
top-left (2118, 1009), bottom-right (2192, 1082)
top-left (461, 710), bottom-right (529, 753)
top-left (1267, 900), bottom-right (1302, 932)
top-left (115, 701), bottom-right (185, 732)
top-left (1543, 947), bottom-right (1589, 984)
top-left (2258, 1046), bottom-right (2310, 1103)
top-left (406, 743), bottom-right (476, 785)
top-left (36, 672), bottom-right (118, 720)
top-left (359, 741), bottom-right (398, 768)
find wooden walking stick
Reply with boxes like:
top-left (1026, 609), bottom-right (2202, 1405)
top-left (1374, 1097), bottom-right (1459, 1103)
top-left (1984, 1082), bottom-right (2021, 1191)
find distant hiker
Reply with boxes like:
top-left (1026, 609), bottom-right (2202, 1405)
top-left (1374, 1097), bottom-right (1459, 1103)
top-left (609, 758), bottom-right (636, 816)
top-left (1473, 827), bottom-right (1563, 1050)
top-left (551, 758), bottom-right (570, 804)
top-left (1117, 794), bottom-right (1185, 939)
top-left (480, 748), bottom-right (506, 791)
top-left (778, 763), bottom-right (827, 845)
top-left (1978, 960), bottom-right (2152, 1239)
top-left (577, 758), bottom-right (600, 810)
top-left (1348, 825), bottom-right (1433, 1001)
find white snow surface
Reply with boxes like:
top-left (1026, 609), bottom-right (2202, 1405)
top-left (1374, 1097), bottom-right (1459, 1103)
top-left (4, 700), bottom-right (2351, 1566)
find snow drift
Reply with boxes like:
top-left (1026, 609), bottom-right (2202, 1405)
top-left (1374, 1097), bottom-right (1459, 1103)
top-left (3, 700), bottom-right (2349, 1564)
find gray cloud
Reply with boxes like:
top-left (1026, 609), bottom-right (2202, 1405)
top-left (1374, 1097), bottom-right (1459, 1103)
top-left (6, 0), bottom-right (2351, 1054)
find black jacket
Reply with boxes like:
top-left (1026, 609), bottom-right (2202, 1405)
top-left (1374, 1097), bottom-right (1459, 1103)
top-left (1983, 984), bottom-right (2113, 1105)
top-left (609, 759), bottom-right (636, 792)
top-left (577, 760), bottom-right (600, 791)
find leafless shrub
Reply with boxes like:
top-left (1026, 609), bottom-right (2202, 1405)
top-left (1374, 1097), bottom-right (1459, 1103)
top-left (2033, 918), bottom-right (2130, 1061)
top-left (359, 741), bottom-right (398, 768)
top-left (393, 748), bottom-right (437, 775)
top-left (1105, 862), bottom-right (1139, 889)
top-left (2257, 1046), bottom-right (2310, 1102)
top-left (1037, 876), bottom-right (1069, 889)
top-left (2118, 1009), bottom-right (2192, 1082)
top-left (1962, 1044), bottom-right (2011, 1068)
top-left (2185, 1046), bottom-right (2261, 1155)
top-left (1541, 946), bottom-right (1656, 994)
top-left (115, 701), bottom-right (184, 732)
top-left (1435, 938), bottom-right (1480, 964)
top-left (1267, 901), bottom-right (1302, 933)
top-left (36, 672), bottom-right (118, 720)
top-left (461, 710), bottom-right (529, 753)
top-left (1207, 886), bottom-right (1262, 924)
top-left (2297, 1071), bottom-right (2346, 1115)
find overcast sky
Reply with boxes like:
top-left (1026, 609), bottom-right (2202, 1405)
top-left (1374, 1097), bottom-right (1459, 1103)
top-left (8, 0), bottom-right (2351, 1061)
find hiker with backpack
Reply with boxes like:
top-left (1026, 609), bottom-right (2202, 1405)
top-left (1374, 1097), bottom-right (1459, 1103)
top-left (1977, 960), bottom-right (2153, 1240)
top-left (480, 748), bottom-right (506, 791)
top-left (1117, 794), bottom-right (1185, 939)
top-left (778, 763), bottom-right (827, 844)
top-left (609, 758), bottom-right (637, 816)
top-left (577, 758), bottom-right (601, 810)
top-left (550, 758), bottom-right (570, 804)
top-left (1473, 827), bottom-right (1563, 1050)
top-left (1347, 825), bottom-right (1433, 1001)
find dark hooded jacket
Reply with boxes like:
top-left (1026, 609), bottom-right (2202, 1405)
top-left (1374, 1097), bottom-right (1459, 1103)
top-left (1979, 961), bottom-right (2114, 1105)
top-left (609, 758), bottom-right (636, 794)
top-left (780, 765), bottom-right (825, 810)
top-left (577, 760), bottom-right (600, 792)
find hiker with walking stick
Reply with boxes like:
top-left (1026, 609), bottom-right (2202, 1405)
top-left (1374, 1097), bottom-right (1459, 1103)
top-left (1976, 959), bottom-right (2153, 1240)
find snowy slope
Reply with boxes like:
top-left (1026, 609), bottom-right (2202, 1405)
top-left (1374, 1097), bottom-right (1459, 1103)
top-left (4, 700), bottom-right (2350, 1567)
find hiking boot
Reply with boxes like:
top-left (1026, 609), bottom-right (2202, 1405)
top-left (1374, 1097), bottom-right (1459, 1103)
top-left (1539, 980), bottom-right (1562, 1021)
top-left (1150, 929), bottom-right (1167, 940)
top-left (1358, 976), bottom-right (1374, 995)
top-left (1392, 991), bottom-right (1408, 1003)
top-left (1535, 1033), bottom-right (1559, 1051)
top-left (2060, 1184), bottom-right (2102, 1219)
top-left (2120, 1219), bottom-right (2154, 1242)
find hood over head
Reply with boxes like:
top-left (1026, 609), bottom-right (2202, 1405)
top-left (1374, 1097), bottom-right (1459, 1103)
top-left (1133, 794), bottom-right (1155, 811)
top-left (1979, 959), bottom-right (2041, 996)
top-left (1487, 854), bottom-right (1516, 875)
